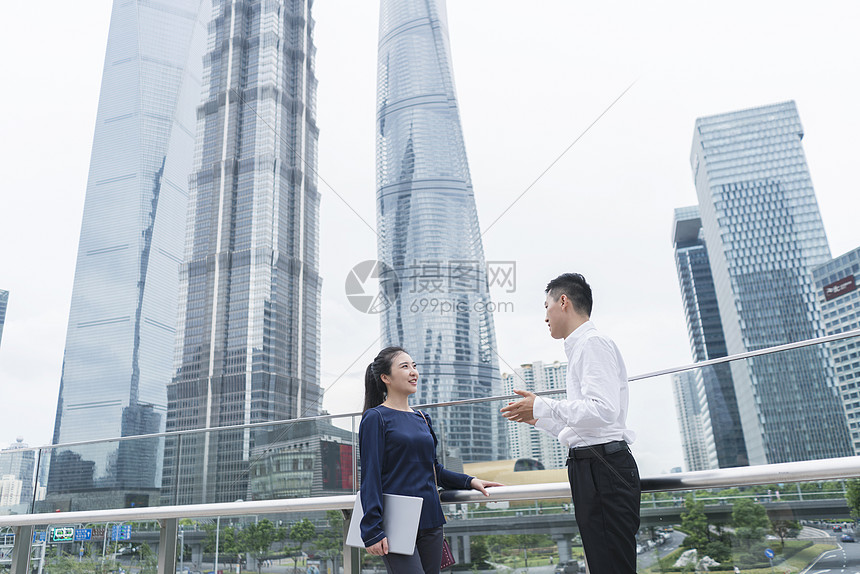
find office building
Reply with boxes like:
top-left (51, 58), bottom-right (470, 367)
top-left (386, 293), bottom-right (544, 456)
top-left (812, 247), bottom-right (860, 454)
top-left (375, 0), bottom-right (505, 462)
top-left (0, 290), bottom-right (7, 347)
top-left (672, 206), bottom-right (748, 468)
top-left (690, 101), bottom-right (851, 464)
top-left (671, 371), bottom-right (710, 472)
top-left (502, 362), bottom-right (568, 468)
top-left (163, 0), bottom-right (322, 505)
top-left (46, 0), bottom-right (211, 510)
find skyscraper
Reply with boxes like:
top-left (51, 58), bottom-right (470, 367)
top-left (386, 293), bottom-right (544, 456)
top-left (0, 289), bottom-right (7, 347)
top-left (375, 0), bottom-right (504, 462)
top-left (46, 0), bottom-right (211, 510)
top-left (502, 362), bottom-right (568, 469)
top-left (163, 0), bottom-right (322, 505)
top-left (672, 206), bottom-right (748, 468)
top-left (671, 371), bottom-right (710, 472)
top-left (812, 247), bottom-right (860, 454)
top-left (690, 101), bottom-right (851, 464)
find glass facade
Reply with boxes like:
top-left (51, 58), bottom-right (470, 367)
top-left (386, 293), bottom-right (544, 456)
top-left (45, 0), bottom-right (212, 509)
top-left (690, 101), bottom-right (852, 464)
top-left (812, 246), bottom-right (860, 455)
top-left (672, 206), bottom-right (748, 468)
top-left (375, 0), bottom-right (505, 463)
top-left (163, 0), bottom-right (322, 505)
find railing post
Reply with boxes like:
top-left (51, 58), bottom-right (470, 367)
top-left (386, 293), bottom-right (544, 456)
top-left (158, 518), bottom-right (178, 574)
top-left (10, 524), bottom-right (33, 574)
top-left (342, 509), bottom-right (360, 574)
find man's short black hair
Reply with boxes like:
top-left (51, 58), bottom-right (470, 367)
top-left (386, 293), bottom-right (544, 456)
top-left (546, 273), bottom-right (593, 317)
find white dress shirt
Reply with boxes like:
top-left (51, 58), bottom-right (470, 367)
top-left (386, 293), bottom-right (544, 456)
top-left (533, 320), bottom-right (636, 448)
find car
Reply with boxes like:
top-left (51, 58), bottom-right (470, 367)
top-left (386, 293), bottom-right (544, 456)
top-left (842, 534), bottom-right (855, 542)
top-left (554, 560), bottom-right (585, 573)
top-left (834, 525), bottom-right (843, 532)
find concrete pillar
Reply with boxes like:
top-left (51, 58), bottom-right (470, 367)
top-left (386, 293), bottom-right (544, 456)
top-left (462, 534), bottom-right (471, 564)
top-left (451, 535), bottom-right (460, 563)
top-left (10, 524), bottom-right (33, 574)
top-left (157, 518), bottom-right (178, 574)
top-left (191, 542), bottom-right (203, 566)
top-left (552, 534), bottom-right (571, 563)
top-left (342, 509), bottom-right (361, 574)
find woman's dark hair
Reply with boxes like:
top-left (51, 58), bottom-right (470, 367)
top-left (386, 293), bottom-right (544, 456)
top-left (363, 346), bottom-right (408, 412)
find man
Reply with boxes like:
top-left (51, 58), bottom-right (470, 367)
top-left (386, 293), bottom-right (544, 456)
top-left (501, 273), bottom-right (640, 573)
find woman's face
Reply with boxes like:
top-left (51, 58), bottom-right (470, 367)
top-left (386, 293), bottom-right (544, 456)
top-left (381, 352), bottom-right (419, 397)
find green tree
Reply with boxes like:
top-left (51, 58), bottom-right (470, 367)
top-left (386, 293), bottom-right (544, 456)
top-left (289, 518), bottom-right (317, 573)
top-left (239, 519), bottom-right (287, 574)
top-left (313, 511), bottom-right (345, 573)
top-left (680, 494), bottom-right (711, 550)
top-left (732, 498), bottom-right (770, 550)
top-left (846, 479), bottom-right (860, 519)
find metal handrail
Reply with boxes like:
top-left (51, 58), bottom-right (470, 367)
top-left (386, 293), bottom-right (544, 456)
top-left (1, 455), bottom-right (858, 527)
top-left (7, 328), bottom-right (860, 454)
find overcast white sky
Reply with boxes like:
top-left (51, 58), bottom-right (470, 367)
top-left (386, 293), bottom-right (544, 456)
top-left (1, 1), bottom-right (859, 476)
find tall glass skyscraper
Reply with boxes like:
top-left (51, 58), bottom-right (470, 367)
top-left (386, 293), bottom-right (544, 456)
top-left (163, 0), bottom-right (322, 505)
top-left (46, 0), bottom-right (211, 510)
top-left (672, 206), bottom-right (748, 468)
top-left (691, 101), bottom-right (851, 464)
top-left (375, 0), bottom-right (504, 462)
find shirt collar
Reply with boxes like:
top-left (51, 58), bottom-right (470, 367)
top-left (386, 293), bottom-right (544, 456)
top-left (564, 320), bottom-right (595, 355)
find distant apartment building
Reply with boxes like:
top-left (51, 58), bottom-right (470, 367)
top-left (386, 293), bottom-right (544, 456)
top-left (690, 101), bottom-right (851, 464)
top-left (671, 371), bottom-right (710, 471)
top-left (502, 361), bottom-right (567, 469)
top-left (812, 247), bottom-right (860, 454)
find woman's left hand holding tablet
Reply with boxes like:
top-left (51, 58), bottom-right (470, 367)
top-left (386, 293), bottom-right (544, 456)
top-left (367, 537), bottom-right (389, 556)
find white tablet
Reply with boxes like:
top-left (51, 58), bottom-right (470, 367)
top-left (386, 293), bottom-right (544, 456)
top-left (345, 493), bottom-right (424, 555)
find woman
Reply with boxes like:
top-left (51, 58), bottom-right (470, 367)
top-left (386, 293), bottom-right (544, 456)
top-left (359, 346), bottom-right (503, 573)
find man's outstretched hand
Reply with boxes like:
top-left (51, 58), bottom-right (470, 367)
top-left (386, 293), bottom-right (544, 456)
top-left (500, 390), bottom-right (537, 425)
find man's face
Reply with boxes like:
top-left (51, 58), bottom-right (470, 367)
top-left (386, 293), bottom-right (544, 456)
top-left (544, 292), bottom-right (567, 340)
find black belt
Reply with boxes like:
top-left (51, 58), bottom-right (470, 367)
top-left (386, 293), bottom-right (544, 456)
top-left (568, 440), bottom-right (628, 460)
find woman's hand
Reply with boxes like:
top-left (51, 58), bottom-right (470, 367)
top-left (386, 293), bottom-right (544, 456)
top-left (470, 478), bottom-right (504, 496)
top-left (366, 537), bottom-right (389, 556)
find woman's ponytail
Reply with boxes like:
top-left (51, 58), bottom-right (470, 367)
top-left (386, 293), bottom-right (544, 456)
top-left (363, 346), bottom-right (407, 412)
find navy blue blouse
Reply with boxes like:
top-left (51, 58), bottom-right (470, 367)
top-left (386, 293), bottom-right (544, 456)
top-left (358, 406), bottom-right (474, 546)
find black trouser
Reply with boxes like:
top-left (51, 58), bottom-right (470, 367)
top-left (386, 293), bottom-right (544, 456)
top-left (382, 526), bottom-right (443, 574)
top-left (567, 441), bottom-right (641, 573)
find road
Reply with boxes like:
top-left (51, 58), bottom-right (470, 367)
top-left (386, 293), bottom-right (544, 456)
top-left (636, 531), bottom-right (684, 570)
top-left (804, 533), bottom-right (860, 574)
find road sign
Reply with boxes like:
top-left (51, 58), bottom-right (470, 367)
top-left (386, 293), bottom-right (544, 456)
top-left (764, 548), bottom-right (775, 558)
top-left (50, 527), bottom-right (75, 543)
top-left (111, 525), bottom-right (132, 541)
top-left (32, 531), bottom-right (46, 543)
top-left (74, 529), bottom-right (92, 542)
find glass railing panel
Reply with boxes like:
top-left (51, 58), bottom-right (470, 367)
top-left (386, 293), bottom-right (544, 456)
top-left (441, 480), bottom-right (853, 573)
top-left (0, 445), bottom-right (41, 515)
top-left (177, 511), bottom-right (348, 574)
top-left (33, 433), bottom-right (166, 514)
top-left (26, 519), bottom-right (160, 574)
